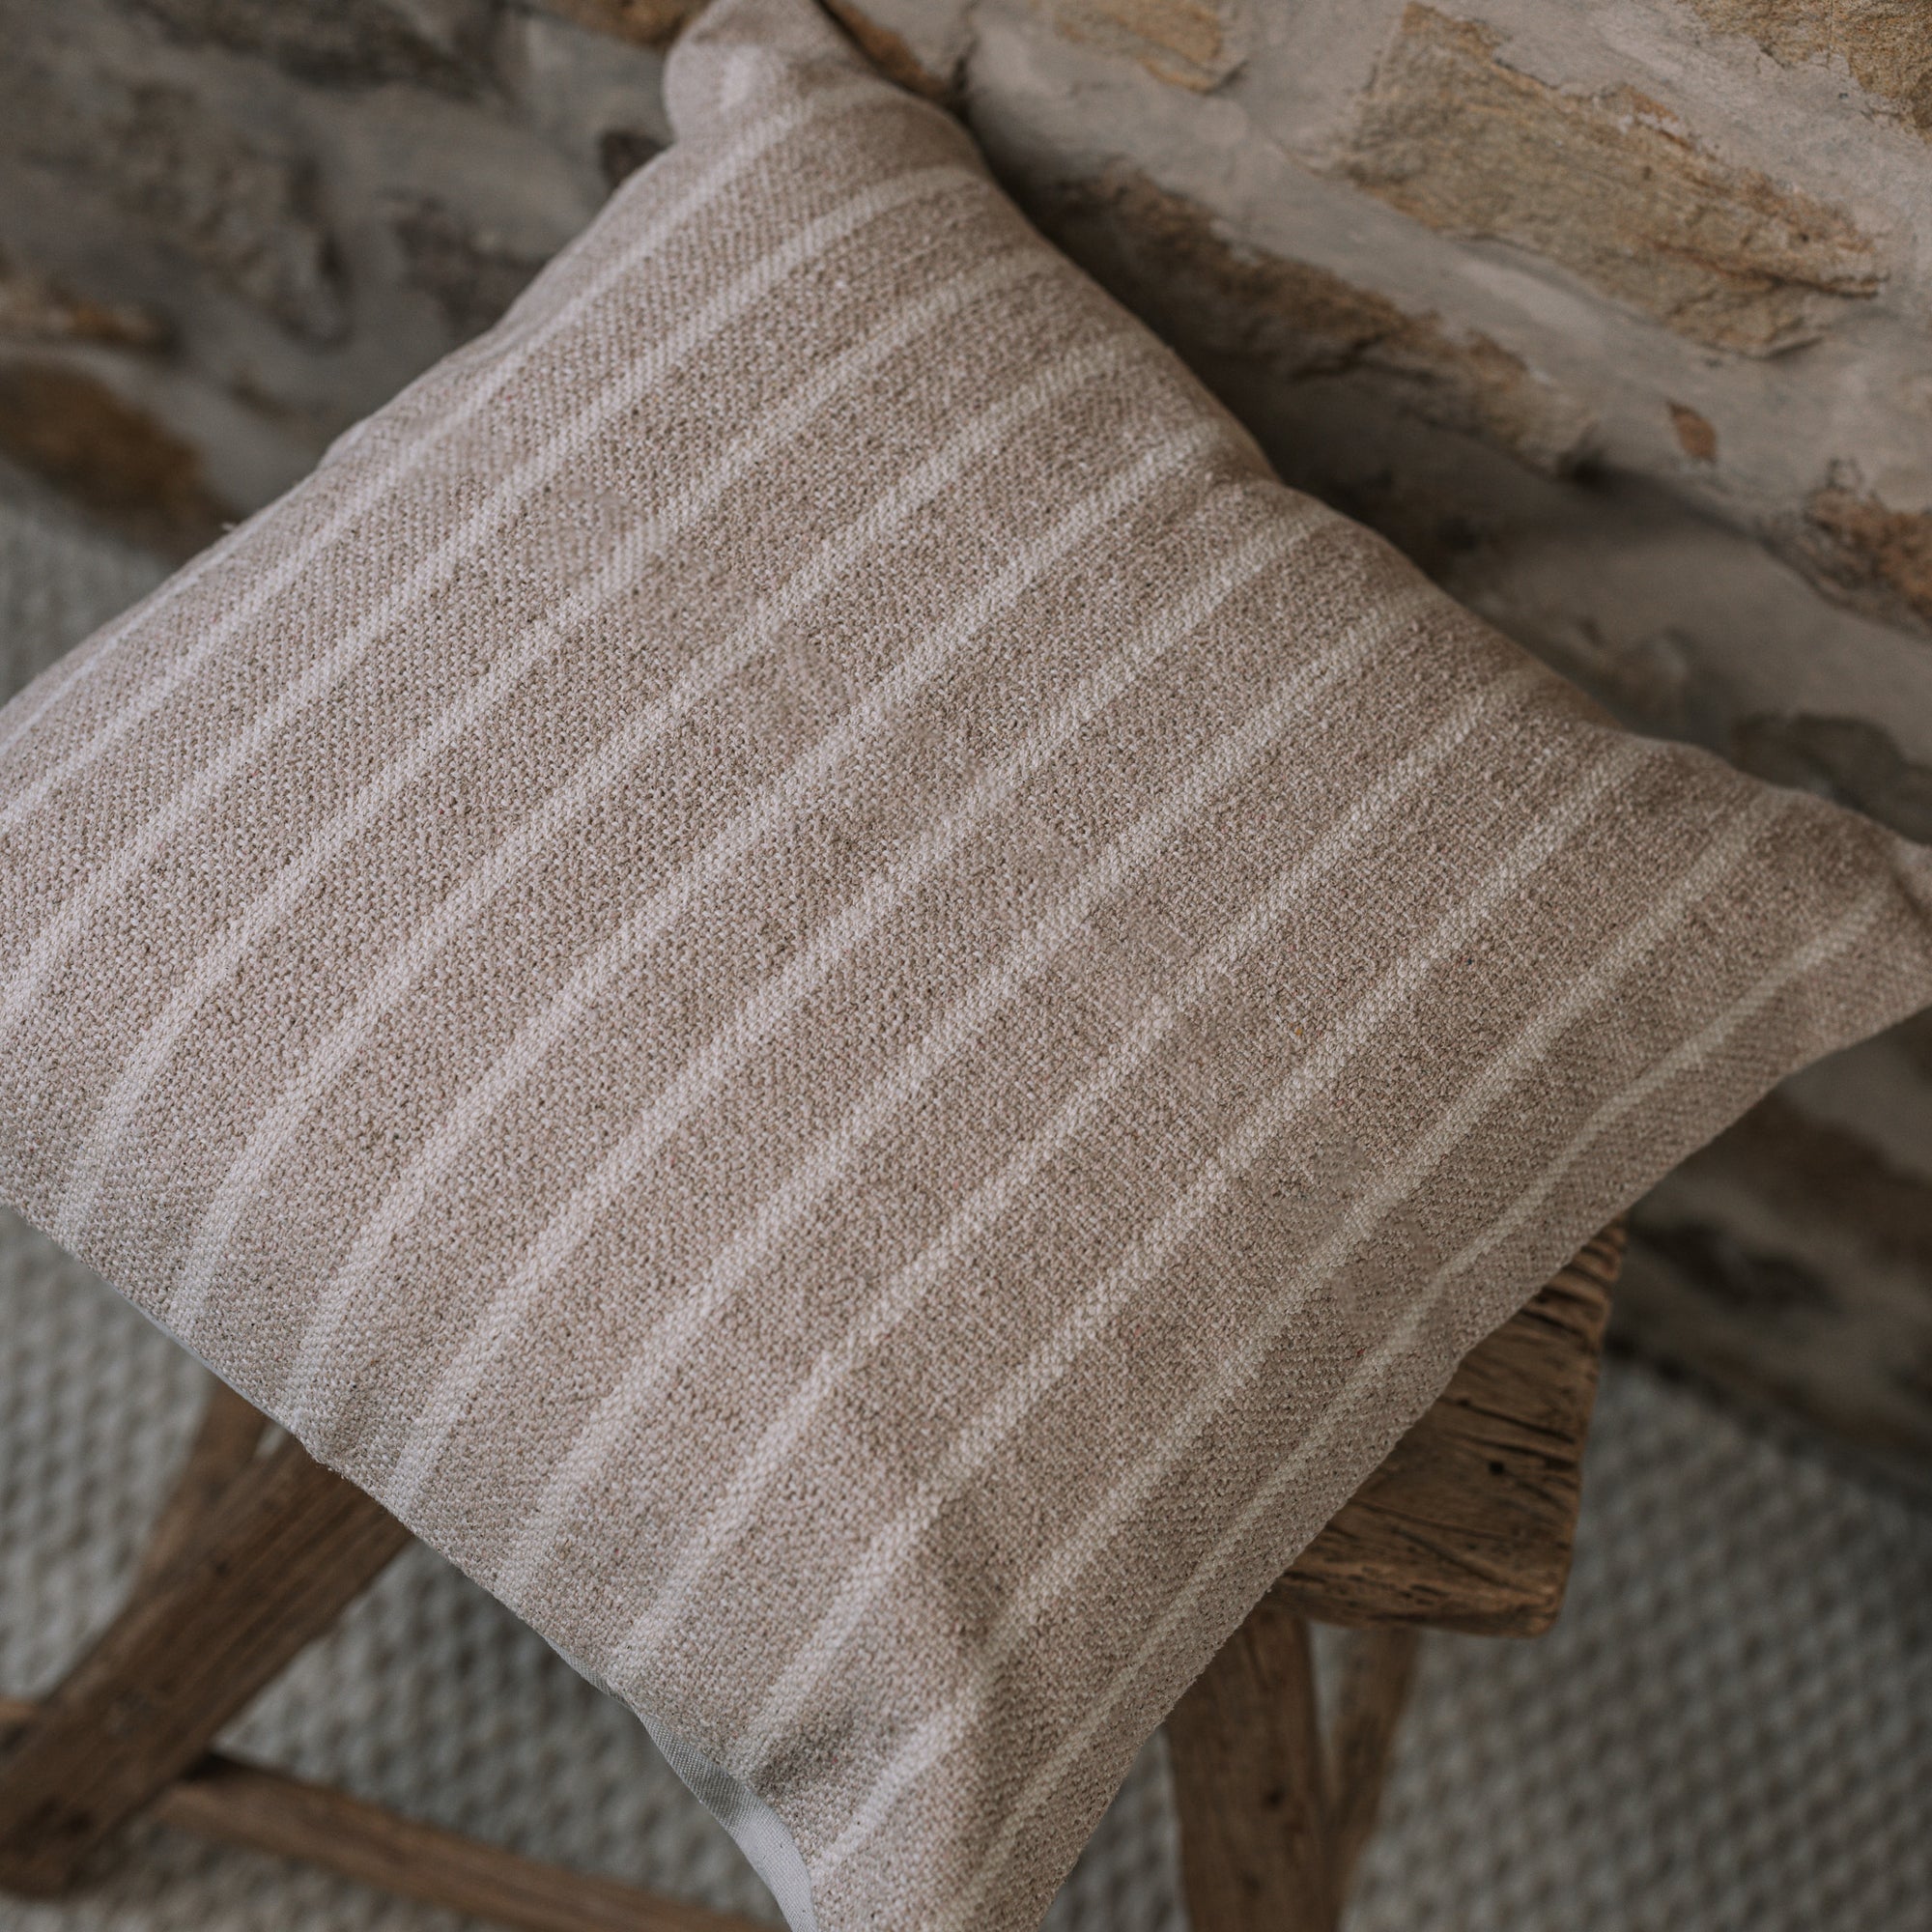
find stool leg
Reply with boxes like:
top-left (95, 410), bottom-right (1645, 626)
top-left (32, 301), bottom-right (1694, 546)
top-left (0, 1430), bottom-right (409, 1893)
top-left (0, 1694), bottom-right (770, 1932)
top-left (1167, 1598), bottom-right (1337, 1931)
top-left (132, 1378), bottom-right (268, 1591)
top-left (0, 1383), bottom-right (776, 1932)
top-left (1325, 1627), bottom-right (1418, 1903)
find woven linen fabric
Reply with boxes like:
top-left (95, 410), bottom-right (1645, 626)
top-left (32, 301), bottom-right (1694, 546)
top-left (4, 0), bottom-right (1932, 1923)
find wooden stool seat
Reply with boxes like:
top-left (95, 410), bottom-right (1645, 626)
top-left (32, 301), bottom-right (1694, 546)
top-left (1169, 1223), bottom-right (1622, 1931)
top-left (0, 1224), bottom-right (1621, 1931)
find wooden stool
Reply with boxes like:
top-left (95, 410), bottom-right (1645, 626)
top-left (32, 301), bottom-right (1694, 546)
top-left (1168, 1222), bottom-right (1622, 1929)
top-left (0, 1225), bottom-right (1621, 1931)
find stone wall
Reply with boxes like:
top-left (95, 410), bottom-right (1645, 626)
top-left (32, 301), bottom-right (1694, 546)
top-left (0, 0), bottom-right (677, 552)
top-left (3, 0), bottom-right (1930, 1477)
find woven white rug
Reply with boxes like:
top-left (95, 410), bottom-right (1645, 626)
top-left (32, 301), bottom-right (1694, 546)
top-left (3, 483), bottom-right (1930, 1932)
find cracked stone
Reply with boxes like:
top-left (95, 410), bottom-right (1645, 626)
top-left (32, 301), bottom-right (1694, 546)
top-left (1040, 166), bottom-right (1596, 475)
top-left (1340, 5), bottom-right (1884, 354)
top-left (1660, 1092), bottom-right (1932, 1288)
top-left (1685, 0), bottom-right (1932, 139)
top-left (1732, 710), bottom-right (1932, 843)
top-left (1635, 1218), bottom-right (1836, 1314)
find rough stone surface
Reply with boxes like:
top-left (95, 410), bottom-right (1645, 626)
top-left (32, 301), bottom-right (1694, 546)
top-left (127, 0), bottom-right (497, 93)
top-left (1797, 484), bottom-right (1932, 633)
top-left (540, 0), bottom-right (705, 47)
top-left (1625, 1085), bottom-right (1932, 1479)
top-left (0, 0), bottom-right (667, 509)
top-left (824, 0), bottom-right (952, 96)
top-left (1039, 0), bottom-right (1239, 92)
top-left (1339, 6), bottom-right (1884, 355)
top-left (1038, 165), bottom-right (1596, 475)
top-left (1733, 711), bottom-right (1932, 843)
top-left (4, 0), bottom-right (1932, 1467)
top-left (0, 61), bottom-right (348, 343)
top-left (0, 361), bottom-right (231, 556)
top-left (0, 251), bottom-right (167, 349)
top-left (1669, 402), bottom-right (1718, 464)
top-left (1685, 0), bottom-right (1932, 139)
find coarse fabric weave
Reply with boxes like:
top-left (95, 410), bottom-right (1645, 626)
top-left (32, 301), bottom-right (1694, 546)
top-left (3, 1), bottom-right (1932, 1924)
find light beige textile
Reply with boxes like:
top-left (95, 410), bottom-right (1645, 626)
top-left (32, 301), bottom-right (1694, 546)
top-left (3, 2), bottom-right (1931, 1924)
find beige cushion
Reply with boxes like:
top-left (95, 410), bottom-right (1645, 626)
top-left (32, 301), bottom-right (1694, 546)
top-left (3, 1), bottom-right (1930, 1923)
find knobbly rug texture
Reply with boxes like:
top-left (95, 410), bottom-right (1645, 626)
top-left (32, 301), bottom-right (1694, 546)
top-left (4, 1196), bottom-right (1929, 1931)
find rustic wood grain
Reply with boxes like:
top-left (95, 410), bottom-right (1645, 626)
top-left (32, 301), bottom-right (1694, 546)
top-left (1167, 1228), bottom-right (1619, 1929)
top-left (1324, 1625), bottom-right (1419, 1899)
top-left (1271, 1223), bottom-right (1623, 1636)
top-left (0, 1698), bottom-right (765, 1932)
top-left (0, 1228), bottom-right (1619, 1920)
top-left (130, 1378), bottom-right (268, 1593)
top-left (1167, 1599), bottom-right (1337, 1932)
top-left (0, 1436), bottom-right (411, 1893)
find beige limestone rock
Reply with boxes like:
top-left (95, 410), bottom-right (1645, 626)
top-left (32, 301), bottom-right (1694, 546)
top-left (1339, 5), bottom-right (1885, 354)
top-left (1039, 0), bottom-right (1239, 91)
top-left (1684, 0), bottom-right (1932, 139)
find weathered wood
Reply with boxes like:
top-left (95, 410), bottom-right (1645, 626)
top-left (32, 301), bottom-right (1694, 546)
top-left (0, 1228), bottom-right (1619, 1920)
top-left (1324, 1625), bottom-right (1419, 1902)
top-left (1165, 1230), bottom-right (1618, 1932)
top-left (131, 1378), bottom-right (268, 1592)
top-left (0, 1435), bottom-right (411, 1893)
top-left (1272, 1224), bottom-right (1623, 1636)
top-left (0, 1697), bottom-right (763, 1932)
top-left (1167, 1599), bottom-right (1336, 1932)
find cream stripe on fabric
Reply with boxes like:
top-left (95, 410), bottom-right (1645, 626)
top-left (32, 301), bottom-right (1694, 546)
top-left (12, 5), bottom-right (1931, 1922)
top-left (602, 656), bottom-right (1524, 1676)
top-left (385, 512), bottom-right (1317, 1519)
top-left (813, 790), bottom-right (1778, 1894)
top-left (166, 295), bottom-right (1124, 1340)
top-left (1412, 895), bottom-right (1893, 1334)
top-left (275, 398), bottom-right (1208, 1422)
top-left (933, 859), bottom-right (1860, 1932)
top-left (748, 732), bottom-right (1648, 1795)
top-left (486, 525), bottom-right (1398, 1605)
top-left (0, 159), bottom-right (980, 1056)
top-left (53, 248), bottom-right (1053, 1252)
top-left (0, 78), bottom-right (887, 832)
top-left (0, 519), bottom-right (247, 771)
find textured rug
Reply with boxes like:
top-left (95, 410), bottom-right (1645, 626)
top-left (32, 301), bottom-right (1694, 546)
top-left (3, 483), bottom-right (1930, 1932)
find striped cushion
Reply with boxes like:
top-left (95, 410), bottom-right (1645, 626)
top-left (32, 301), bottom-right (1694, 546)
top-left (4, 1), bottom-right (1931, 1924)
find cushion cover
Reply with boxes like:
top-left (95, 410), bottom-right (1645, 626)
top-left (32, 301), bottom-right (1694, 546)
top-left (3, 2), bottom-right (1931, 1924)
